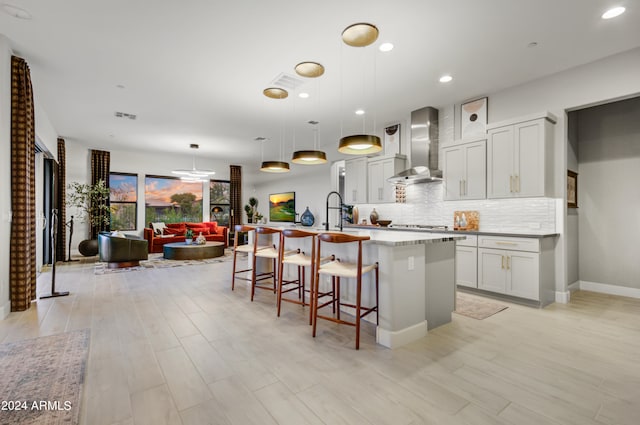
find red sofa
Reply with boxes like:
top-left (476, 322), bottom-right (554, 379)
top-left (144, 221), bottom-right (228, 253)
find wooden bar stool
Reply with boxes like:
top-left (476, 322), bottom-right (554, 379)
top-left (250, 226), bottom-right (283, 301)
top-left (231, 225), bottom-right (256, 291)
top-left (277, 229), bottom-right (318, 324)
top-left (312, 232), bottom-right (379, 350)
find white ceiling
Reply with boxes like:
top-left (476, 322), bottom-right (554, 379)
top-left (1, 0), bottom-right (639, 177)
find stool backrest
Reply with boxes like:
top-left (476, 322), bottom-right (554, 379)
top-left (255, 226), bottom-right (282, 235)
top-left (233, 225), bottom-right (254, 249)
top-left (281, 228), bottom-right (316, 260)
top-left (316, 232), bottom-right (370, 276)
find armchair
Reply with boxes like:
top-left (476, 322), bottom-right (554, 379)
top-left (98, 232), bottom-right (149, 268)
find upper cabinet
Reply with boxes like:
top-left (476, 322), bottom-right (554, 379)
top-left (367, 155), bottom-right (407, 203)
top-left (344, 157), bottom-right (368, 204)
top-left (487, 113), bottom-right (556, 199)
top-left (442, 138), bottom-right (486, 201)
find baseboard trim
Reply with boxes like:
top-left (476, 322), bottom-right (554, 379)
top-left (579, 280), bottom-right (640, 299)
top-left (376, 320), bottom-right (428, 349)
top-left (555, 291), bottom-right (571, 304)
top-left (0, 299), bottom-right (10, 320)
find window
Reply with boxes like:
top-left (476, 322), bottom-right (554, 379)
top-left (145, 175), bottom-right (203, 224)
top-left (210, 180), bottom-right (230, 226)
top-left (110, 172), bottom-right (137, 230)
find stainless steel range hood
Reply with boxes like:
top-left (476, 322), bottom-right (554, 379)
top-left (387, 106), bottom-right (442, 184)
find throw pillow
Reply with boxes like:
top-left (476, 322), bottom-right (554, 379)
top-left (189, 227), bottom-right (210, 235)
top-left (204, 221), bottom-right (219, 233)
top-left (164, 227), bottom-right (183, 235)
top-left (151, 222), bottom-right (167, 236)
top-left (110, 230), bottom-right (126, 238)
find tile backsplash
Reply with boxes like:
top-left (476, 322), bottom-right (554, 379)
top-left (357, 183), bottom-right (556, 233)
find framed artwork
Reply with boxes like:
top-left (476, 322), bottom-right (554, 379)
top-left (567, 170), bottom-right (578, 208)
top-left (269, 192), bottom-right (296, 222)
top-left (461, 97), bottom-right (488, 138)
top-left (384, 124), bottom-right (401, 155)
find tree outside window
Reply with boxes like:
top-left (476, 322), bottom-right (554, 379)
top-left (110, 173), bottom-right (137, 230)
top-left (210, 180), bottom-right (230, 226)
top-left (145, 175), bottom-right (203, 224)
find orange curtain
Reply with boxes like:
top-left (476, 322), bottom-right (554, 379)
top-left (10, 56), bottom-right (37, 311)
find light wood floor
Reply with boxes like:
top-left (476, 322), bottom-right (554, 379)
top-left (1, 257), bottom-right (639, 425)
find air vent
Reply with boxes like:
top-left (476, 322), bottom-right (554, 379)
top-left (270, 73), bottom-right (305, 91)
top-left (114, 111), bottom-right (137, 120)
top-left (254, 136), bottom-right (268, 141)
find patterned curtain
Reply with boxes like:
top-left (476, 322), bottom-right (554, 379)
top-left (229, 165), bottom-right (242, 229)
top-left (10, 56), bottom-right (36, 312)
top-left (56, 138), bottom-right (66, 261)
top-left (90, 149), bottom-right (110, 239)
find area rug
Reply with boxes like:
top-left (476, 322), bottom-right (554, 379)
top-left (0, 329), bottom-right (90, 425)
top-left (94, 251), bottom-right (233, 274)
top-left (455, 292), bottom-right (508, 320)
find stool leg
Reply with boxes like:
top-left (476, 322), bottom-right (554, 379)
top-left (277, 259), bottom-right (284, 317)
top-left (272, 258), bottom-right (277, 293)
top-left (250, 254), bottom-right (257, 302)
top-left (308, 266), bottom-right (314, 325)
top-left (336, 277), bottom-right (341, 321)
top-left (312, 269), bottom-right (320, 337)
top-left (375, 263), bottom-right (380, 325)
top-left (231, 249), bottom-right (238, 290)
top-left (298, 266), bottom-right (303, 300)
top-left (356, 275), bottom-right (362, 350)
top-left (331, 277), bottom-right (336, 314)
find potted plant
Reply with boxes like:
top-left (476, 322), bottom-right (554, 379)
top-left (185, 228), bottom-right (194, 245)
top-left (67, 180), bottom-right (111, 256)
top-left (244, 197), bottom-right (259, 223)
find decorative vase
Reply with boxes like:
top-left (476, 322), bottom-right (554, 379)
top-left (300, 207), bottom-right (314, 227)
top-left (185, 238), bottom-right (193, 245)
top-left (369, 208), bottom-right (379, 225)
top-left (196, 232), bottom-right (206, 245)
top-left (78, 239), bottom-right (98, 256)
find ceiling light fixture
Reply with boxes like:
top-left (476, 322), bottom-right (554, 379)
top-left (292, 121), bottom-right (327, 164)
top-left (439, 75), bottom-right (453, 83)
top-left (342, 22), bottom-right (379, 47)
top-left (602, 6), bottom-right (625, 19)
top-left (171, 144), bottom-right (215, 181)
top-left (379, 42), bottom-right (394, 52)
top-left (263, 87), bottom-right (289, 99)
top-left (294, 61), bottom-right (325, 78)
top-left (338, 22), bottom-right (383, 155)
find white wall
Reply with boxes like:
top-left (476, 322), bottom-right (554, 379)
top-left (0, 35), bottom-right (12, 318)
top-left (251, 165), bottom-right (332, 227)
top-left (566, 112), bottom-right (579, 287)
top-left (576, 96), bottom-right (640, 290)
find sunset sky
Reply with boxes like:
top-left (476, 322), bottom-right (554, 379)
top-left (144, 177), bottom-right (203, 205)
top-left (269, 192), bottom-right (294, 205)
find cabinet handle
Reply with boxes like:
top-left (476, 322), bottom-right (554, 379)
top-left (464, 179), bottom-right (467, 196)
top-left (378, 187), bottom-right (383, 200)
top-left (495, 241), bottom-right (517, 246)
top-left (507, 256), bottom-right (511, 270)
top-left (459, 180), bottom-right (463, 196)
top-left (501, 256), bottom-right (505, 269)
top-left (516, 175), bottom-right (520, 193)
top-left (509, 175), bottom-right (513, 192)
top-left (353, 190), bottom-right (357, 202)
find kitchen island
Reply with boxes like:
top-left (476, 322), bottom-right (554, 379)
top-left (250, 226), bottom-right (464, 349)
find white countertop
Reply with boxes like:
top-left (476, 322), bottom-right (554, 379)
top-left (343, 225), bottom-right (558, 239)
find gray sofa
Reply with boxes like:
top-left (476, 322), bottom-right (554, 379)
top-left (98, 232), bottom-right (149, 268)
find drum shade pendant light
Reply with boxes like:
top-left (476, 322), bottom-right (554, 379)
top-left (263, 87), bottom-right (289, 99)
top-left (260, 98), bottom-right (291, 173)
top-left (172, 144), bottom-right (215, 181)
top-left (338, 22), bottom-right (382, 155)
top-left (292, 121), bottom-right (327, 164)
top-left (294, 62), bottom-right (325, 78)
top-left (341, 23), bottom-right (379, 47)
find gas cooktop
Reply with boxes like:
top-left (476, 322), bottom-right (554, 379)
top-left (389, 224), bottom-right (449, 230)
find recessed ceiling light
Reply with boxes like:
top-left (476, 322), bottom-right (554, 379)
top-left (439, 75), bottom-right (453, 83)
top-left (602, 6), bottom-right (625, 19)
top-left (298, 92), bottom-right (309, 99)
top-left (116, 84), bottom-right (125, 89)
top-left (379, 42), bottom-right (394, 52)
top-left (1, 4), bottom-right (32, 19)
top-left (527, 41), bottom-right (538, 48)
top-left (355, 109), bottom-right (365, 115)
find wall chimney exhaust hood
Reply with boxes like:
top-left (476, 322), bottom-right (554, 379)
top-left (387, 106), bottom-right (442, 184)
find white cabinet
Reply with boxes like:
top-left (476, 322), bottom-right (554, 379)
top-left (487, 114), bottom-right (555, 198)
top-left (367, 155), bottom-right (406, 203)
top-left (442, 138), bottom-right (486, 200)
top-left (456, 235), bottom-right (478, 288)
top-left (344, 157), bottom-right (368, 204)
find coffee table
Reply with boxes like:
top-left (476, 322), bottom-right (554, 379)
top-left (163, 241), bottom-right (225, 260)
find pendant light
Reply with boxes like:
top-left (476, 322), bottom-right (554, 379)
top-left (292, 65), bottom-right (328, 164)
top-left (171, 144), bottom-right (215, 181)
top-left (260, 95), bottom-right (290, 173)
top-left (338, 22), bottom-right (382, 155)
top-left (292, 121), bottom-right (327, 164)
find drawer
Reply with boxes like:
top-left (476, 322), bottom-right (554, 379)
top-left (478, 236), bottom-right (540, 253)
top-left (456, 234), bottom-right (478, 247)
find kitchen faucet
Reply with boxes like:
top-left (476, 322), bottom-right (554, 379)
top-left (324, 191), bottom-right (344, 231)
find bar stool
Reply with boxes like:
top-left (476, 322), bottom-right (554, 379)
top-left (251, 226), bottom-right (283, 302)
top-left (277, 229), bottom-right (317, 323)
top-left (312, 232), bottom-right (379, 350)
top-left (231, 225), bottom-right (256, 291)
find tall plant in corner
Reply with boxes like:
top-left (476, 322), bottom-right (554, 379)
top-left (67, 180), bottom-right (111, 255)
